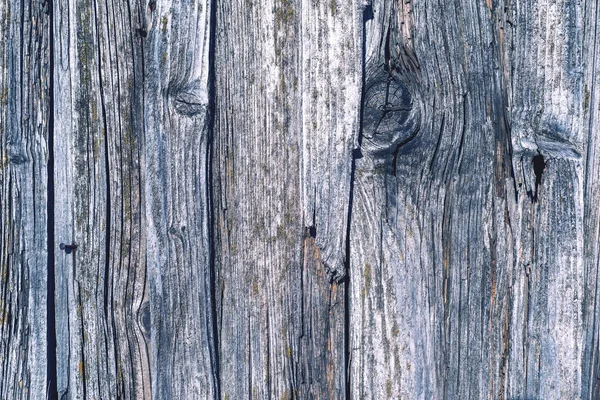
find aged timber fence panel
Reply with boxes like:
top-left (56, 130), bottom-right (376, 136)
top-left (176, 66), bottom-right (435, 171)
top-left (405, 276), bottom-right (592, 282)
top-left (1, 0), bottom-right (599, 398)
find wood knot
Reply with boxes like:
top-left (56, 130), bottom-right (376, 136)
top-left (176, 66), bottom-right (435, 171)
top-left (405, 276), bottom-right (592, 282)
top-left (173, 81), bottom-right (208, 116)
top-left (138, 302), bottom-right (151, 334)
top-left (361, 70), bottom-right (420, 160)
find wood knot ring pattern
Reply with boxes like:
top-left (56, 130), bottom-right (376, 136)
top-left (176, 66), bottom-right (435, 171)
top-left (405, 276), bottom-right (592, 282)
top-left (362, 74), bottom-right (415, 157)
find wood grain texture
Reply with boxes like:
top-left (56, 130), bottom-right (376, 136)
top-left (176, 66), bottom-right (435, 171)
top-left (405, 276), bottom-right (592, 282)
top-left (0, 0), bottom-right (49, 397)
top-left (52, 0), bottom-right (149, 397)
top-left (349, 0), bottom-right (600, 398)
top-left (143, 0), bottom-right (218, 397)
top-left (299, 0), bottom-right (362, 281)
top-left (2, 0), bottom-right (600, 397)
top-left (213, 0), bottom-right (359, 397)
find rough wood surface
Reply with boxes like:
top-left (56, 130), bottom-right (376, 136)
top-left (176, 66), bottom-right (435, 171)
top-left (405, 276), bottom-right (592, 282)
top-left (143, 0), bottom-right (218, 397)
top-left (1, 0), bottom-right (600, 398)
top-left (52, 0), bottom-right (149, 397)
top-left (213, 0), bottom-right (359, 396)
top-left (0, 0), bottom-right (49, 397)
top-left (350, 0), bottom-right (600, 398)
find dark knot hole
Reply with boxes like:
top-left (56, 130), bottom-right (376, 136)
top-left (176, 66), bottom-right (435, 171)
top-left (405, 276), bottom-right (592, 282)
top-left (532, 154), bottom-right (545, 186)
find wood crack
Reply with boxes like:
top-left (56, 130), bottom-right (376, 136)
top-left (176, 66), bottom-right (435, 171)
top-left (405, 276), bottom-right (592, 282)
top-left (207, 0), bottom-right (220, 394)
top-left (47, 0), bottom-right (58, 395)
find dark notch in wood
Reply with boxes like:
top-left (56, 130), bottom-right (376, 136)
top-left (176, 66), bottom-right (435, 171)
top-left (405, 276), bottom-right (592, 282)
top-left (384, 20), bottom-right (392, 72)
top-left (42, 0), bottom-right (50, 15)
top-left (306, 206), bottom-right (317, 238)
top-left (343, 141), bottom-right (356, 393)
top-left (532, 153), bottom-right (545, 186)
top-left (47, 0), bottom-right (58, 396)
top-left (532, 153), bottom-right (545, 202)
top-left (363, 3), bottom-right (374, 22)
top-left (456, 93), bottom-right (468, 175)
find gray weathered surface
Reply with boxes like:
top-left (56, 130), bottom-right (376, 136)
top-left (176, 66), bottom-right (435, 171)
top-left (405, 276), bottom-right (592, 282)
top-left (52, 0), bottom-right (149, 397)
top-left (2, 0), bottom-right (600, 398)
top-left (0, 0), bottom-right (49, 397)
top-left (213, 0), bottom-right (359, 396)
top-left (143, 0), bottom-right (218, 397)
top-left (350, 0), bottom-right (600, 398)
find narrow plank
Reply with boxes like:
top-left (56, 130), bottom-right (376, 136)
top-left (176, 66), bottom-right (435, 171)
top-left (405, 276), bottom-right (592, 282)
top-left (503, 0), bottom-right (599, 396)
top-left (95, 0), bottom-right (150, 397)
top-left (299, 0), bottom-right (362, 281)
top-left (0, 0), bottom-right (50, 397)
top-left (53, 0), bottom-right (149, 397)
top-left (53, 0), bottom-right (110, 396)
top-left (214, 0), bottom-right (360, 397)
top-left (142, 0), bottom-right (219, 397)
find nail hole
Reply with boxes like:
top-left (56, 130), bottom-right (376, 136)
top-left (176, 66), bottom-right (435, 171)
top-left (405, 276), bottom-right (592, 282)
top-left (59, 243), bottom-right (78, 254)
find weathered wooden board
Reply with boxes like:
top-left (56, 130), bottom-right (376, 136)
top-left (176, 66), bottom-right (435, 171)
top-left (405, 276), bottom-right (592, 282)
top-left (52, 0), bottom-right (149, 397)
top-left (213, 0), bottom-right (361, 397)
top-left (143, 0), bottom-right (218, 397)
top-left (0, 0), bottom-right (50, 397)
top-left (349, 0), bottom-right (600, 398)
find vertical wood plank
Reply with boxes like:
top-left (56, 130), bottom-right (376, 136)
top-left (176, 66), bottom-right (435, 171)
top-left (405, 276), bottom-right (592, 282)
top-left (299, 0), bottom-right (362, 280)
top-left (0, 0), bottom-right (50, 397)
top-left (502, 0), bottom-right (599, 396)
top-left (95, 0), bottom-right (150, 397)
top-left (53, 0), bottom-right (109, 396)
top-left (349, 0), bottom-right (600, 398)
top-left (582, 1), bottom-right (600, 397)
top-left (214, 0), bottom-right (360, 397)
top-left (53, 0), bottom-right (149, 397)
top-left (143, 0), bottom-right (218, 397)
top-left (214, 1), bottom-right (305, 395)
